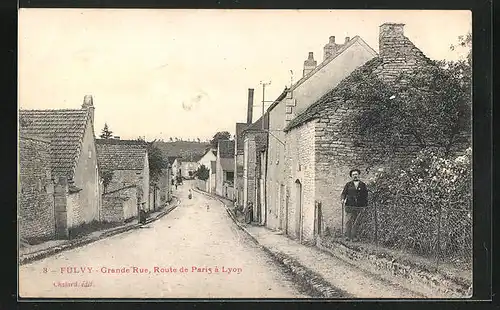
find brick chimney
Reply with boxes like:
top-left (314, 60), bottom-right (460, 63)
top-left (323, 36), bottom-right (340, 60)
top-left (82, 95), bottom-right (95, 124)
top-left (247, 88), bottom-right (254, 124)
top-left (379, 23), bottom-right (406, 61)
top-left (303, 52), bottom-right (317, 77)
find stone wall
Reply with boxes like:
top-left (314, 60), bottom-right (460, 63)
top-left (285, 121), bottom-right (316, 243)
top-left (19, 136), bottom-right (55, 241)
top-left (101, 186), bottom-right (138, 222)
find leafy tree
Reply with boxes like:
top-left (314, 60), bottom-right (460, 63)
top-left (210, 131), bottom-right (231, 149)
top-left (340, 37), bottom-right (471, 162)
top-left (147, 141), bottom-right (167, 185)
top-left (195, 164), bottom-right (210, 181)
top-left (100, 123), bottom-right (113, 139)
top-left (169, 137), bottom-right (173, 142)
top-left (101, 170), bottom-right (114, 193)
top-left (197, 137), bottom-right (201, 142)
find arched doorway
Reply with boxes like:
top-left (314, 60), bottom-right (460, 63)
top-left (295, 179), bottom-right (303, 242)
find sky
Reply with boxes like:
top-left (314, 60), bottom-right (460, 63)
top-left (18, 9), bottom-right (471, 141)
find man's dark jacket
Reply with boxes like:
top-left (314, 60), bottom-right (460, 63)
top-left (341, 181), bottom-right (368, 209)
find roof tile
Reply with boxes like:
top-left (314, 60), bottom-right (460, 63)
top-left (19, 109), bottom-right (90, 179)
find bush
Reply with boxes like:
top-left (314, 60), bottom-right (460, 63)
top-left (357, 147), bottom-right (472, 262)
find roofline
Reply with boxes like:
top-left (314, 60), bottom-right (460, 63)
top-left (289, 37), bottom-right (359, 91)
top-left (265, 88), bottom-right (289, 114)
top-left (19, 108), bottom-right (87, 113)
top-left (266, 36), bottom-right (376, 115)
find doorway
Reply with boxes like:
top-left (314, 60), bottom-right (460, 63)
top-left (295, 180), bottom-right (303, 242)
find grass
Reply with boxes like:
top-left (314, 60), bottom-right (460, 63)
top-left (323, 234), bottom-right (472, 287)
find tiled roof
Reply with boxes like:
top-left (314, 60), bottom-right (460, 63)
top-left (235, 122), bottom-right (248, 153)
top-left (220, 158), bottom-right (235, 172)
top-left (217, 140), bottom-right (235, 158)
top-left (167, 156), bottom-right (177, 165)
top-left (19, 109), bottom-right (90, 179)
top-left (96, 139), bottom-right (147, 171)
top-left (284, 57), bottom-right (384, 132)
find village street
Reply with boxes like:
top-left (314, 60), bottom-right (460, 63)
top-left (19, 181), bottom-right (308, 298)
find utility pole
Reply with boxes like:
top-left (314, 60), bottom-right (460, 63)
top-left (259, 81), bottom-right (271, 130)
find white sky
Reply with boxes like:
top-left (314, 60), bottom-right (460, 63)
top-left (18, 9), bottom-right (471, 141)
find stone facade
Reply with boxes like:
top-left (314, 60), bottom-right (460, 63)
top-left (285, 23), bottom-right (438, 238)
top-left (266, 36), bottom-right (377, 232)
top-left (19, 135), bottom-right (55, 242)
top-left (284, 121), bottom-right (316, 243)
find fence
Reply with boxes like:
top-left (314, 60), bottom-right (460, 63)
top-left (340, 191), bottom-right (472, 272)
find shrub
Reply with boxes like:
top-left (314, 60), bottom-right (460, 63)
top-left (357, 147), bottom-right (472, 262)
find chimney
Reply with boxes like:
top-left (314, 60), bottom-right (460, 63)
top-left (345, 36), bottom-right (350, 43)
top-left (303, 52), bottom-right (317, 77)
top-left (247, 88), bottom-right (254, 124)
top-left (323, 35), bottom-right (339, 60)
top-left (82, 95), bottom-right (95, 124)
top-left (379, 23), bottom-right (405, 60)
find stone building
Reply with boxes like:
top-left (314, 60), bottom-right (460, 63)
top-left (96, 138), bottom-right (150, 221)
top-left (234, 88), bottom-right (255, 209)
top-left (241, 113), bottom-right (270, 224)
top-left (266, 35), bottom-right (377, 233)
top-left (18, 135), bottom-right (55, 242)
top-left (215, 140), bottom-right (235, 198)
top-left (19, 95), bottom-right (101, 238)
top-left (282, 23), bottom-right (436, 243)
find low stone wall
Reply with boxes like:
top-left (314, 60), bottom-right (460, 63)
top-left (102, 186), bottom-right (138, 222)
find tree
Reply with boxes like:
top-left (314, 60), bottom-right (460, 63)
top-left (197, 137), bottom-right (201, 143)
top-left (210, 131), bottom-right (231, 149)
top-left (147, 141), bottom-right (167, 185)
top-left (195, 164), bottom-right (210, 181)
top-left (169, 137), bottom-right (173, 142)
top-left (100, 123), bottom-right (113, 139)
top-left (340, 37), bottom-right (471, 162)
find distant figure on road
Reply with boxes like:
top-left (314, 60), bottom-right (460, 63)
top-left (188, 189), bottom-right (192, 199)
top-left (341, 169), bottom-right (368, 241)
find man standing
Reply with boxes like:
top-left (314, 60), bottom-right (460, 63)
top-left (341, 169), bottom-right (368, 241)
